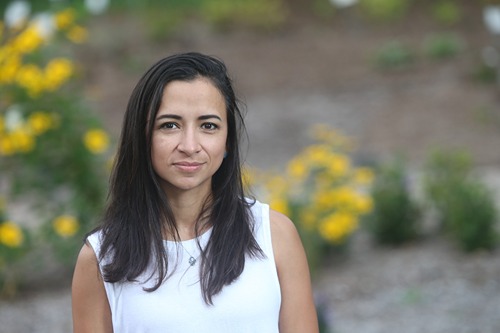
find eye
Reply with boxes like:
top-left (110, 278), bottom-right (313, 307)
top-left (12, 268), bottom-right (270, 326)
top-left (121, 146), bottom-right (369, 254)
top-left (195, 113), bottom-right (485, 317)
top-left (159, 122), bottom-right (179, 130)
top-left (201, 122), bottom-right (219, 131)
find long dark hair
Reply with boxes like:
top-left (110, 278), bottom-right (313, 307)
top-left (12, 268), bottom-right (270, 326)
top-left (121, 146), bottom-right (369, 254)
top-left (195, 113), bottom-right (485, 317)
top-left (94, 52), bottom-right (263, 304)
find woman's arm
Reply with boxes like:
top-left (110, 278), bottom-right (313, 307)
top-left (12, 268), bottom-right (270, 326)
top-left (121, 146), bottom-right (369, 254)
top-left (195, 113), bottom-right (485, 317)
top-left (270, 209), bottom-right (319, 333)
top-left (72, 243), bottom-right (113, 333)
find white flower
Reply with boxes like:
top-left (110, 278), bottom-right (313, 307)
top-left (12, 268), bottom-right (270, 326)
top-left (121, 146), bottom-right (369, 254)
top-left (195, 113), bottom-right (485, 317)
top-left (4, 0), bottom-right (31, 28)
top-left (5, 105), bottom-right (24, 131)
top-left (329, 0), bottom-right (358, 9)
top-left (84, 0), bottom-right (110, 15)
top-left (483, 5), bottom-right (500, 35)
top-left (32, 12), bottom-right (56, 39)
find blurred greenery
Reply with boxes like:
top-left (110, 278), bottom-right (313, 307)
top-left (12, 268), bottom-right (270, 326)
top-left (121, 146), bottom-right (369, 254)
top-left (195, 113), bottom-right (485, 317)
top-left (0, 4), bottom-right (110, 296)
top-left (359, 0), bottom-right (413, 22)
top-left (374, 41), bottom-right (416, 70)
top-left (255, 125), bottom-right (374, 275)
top-left (424, 150), bottom-right (498, 252)
top-left (431, 0), bottom-right (462, 25)
top-left (423, 33), bottom-right (465, 60)
top-left (367, 158), bottom-right (420, 246)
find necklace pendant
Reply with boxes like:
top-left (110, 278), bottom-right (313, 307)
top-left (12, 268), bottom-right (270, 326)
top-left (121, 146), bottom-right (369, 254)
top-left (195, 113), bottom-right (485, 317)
top-left (188, 256), bottom-right (196, 266)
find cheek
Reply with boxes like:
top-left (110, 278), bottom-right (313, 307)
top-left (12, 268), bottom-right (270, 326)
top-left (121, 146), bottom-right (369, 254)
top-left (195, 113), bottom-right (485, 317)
top-left (151, 136), bottom-right (171, 163)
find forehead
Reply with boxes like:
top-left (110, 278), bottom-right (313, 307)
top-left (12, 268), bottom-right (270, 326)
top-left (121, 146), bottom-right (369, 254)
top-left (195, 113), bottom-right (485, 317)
top-left (157, 77), bottom-right (226, 117)
top-left (159, 78), bottom-right (225, 110)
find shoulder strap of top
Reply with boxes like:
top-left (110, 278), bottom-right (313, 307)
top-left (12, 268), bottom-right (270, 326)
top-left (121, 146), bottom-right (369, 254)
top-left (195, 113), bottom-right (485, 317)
top-left (85, 231), bottom-right (106, 274)
top-left (251, 200), bottom-right (276, 263)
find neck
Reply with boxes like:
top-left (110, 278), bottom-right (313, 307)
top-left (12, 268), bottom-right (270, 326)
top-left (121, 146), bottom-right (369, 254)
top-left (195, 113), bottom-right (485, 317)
top-left (164, 186), bottom-right (212, 241)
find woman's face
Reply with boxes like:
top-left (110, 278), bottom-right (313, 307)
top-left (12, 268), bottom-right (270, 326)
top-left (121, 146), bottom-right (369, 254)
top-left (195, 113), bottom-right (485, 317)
top-left (151, 78), bottom-right (228, 197)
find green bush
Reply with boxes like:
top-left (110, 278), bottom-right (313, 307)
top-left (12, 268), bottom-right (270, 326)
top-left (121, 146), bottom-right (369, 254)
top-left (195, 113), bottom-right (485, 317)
top-left (367, 158), bottom-right (420, 246)
top-left (423, 150), bottom-right (472, 228)
top-left (431, 0), bottom-right (462, 25)
top-left (474, 63), bottom-right (498, 84)
top-left (424, 150), bottom-right (498, 251)
top-left (374, 41), bottom-right (416, 70)
top-left (359, 0), bottom-right (412, 22)
top-left (109, 0), bottom-right (288, 39)
top-left (0, 4), bottom-right (110, 295)
top-left (201, 0), bottom-right (288, 32)
top-left (444, 180), bottom-right (497, 252)
top-left (423, 33), bottom-right (464, 60)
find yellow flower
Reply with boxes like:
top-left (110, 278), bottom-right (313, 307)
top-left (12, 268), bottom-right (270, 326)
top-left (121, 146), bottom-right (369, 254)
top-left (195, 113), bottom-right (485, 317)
top-left (53, 215), bottom-right (79, 238)
top-left (54, 9), bottom-right (75, 29)
top-left (0, 54), bottom-right (22, 84)
top-left (319, 212), bottom-right (357, 243)
top-left (286, 156), bottom-right (308, 180)
top-left (0, 135), bottom-right (15, 156)
top-left (354, 167), bottom-right (374, 185)
top-left (266, 175), bottom-right (288, 193)
top-left (66, 25), bottom-right (88, 44)
top-left (269, 197), bottom-right (290, 216)
top-left (0, 222), bottom-right (24, 247)
top-left (10, 127), bottom-right (35, 153)
top-left (83, 129), bottom-right (109, 154)
top-left (327, 186), bottom-right (358, 210)
top-left (241, 167), bottom-right (254, 189)
top-left (16, 63), bottom-right (44, 96)
top-left (304, 144), bottom-right (331, 166)
top-left (28, 111), bottom-right (54, 135)
top-left (326, 153), bottom-right (350, 177)
top-left (353, 194), bottom-right (373, 214)
top-left (313, 189), bottom-right (336, 211)
top-left (12, 26), bottom-right (44, 54)
top-left (44, 58), bottom-right (73, 91)
top-left (299, 209), bottom-right (316, 230)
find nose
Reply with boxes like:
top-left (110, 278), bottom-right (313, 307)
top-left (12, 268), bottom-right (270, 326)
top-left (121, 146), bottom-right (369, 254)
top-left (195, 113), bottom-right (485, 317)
top-left (177, 128), bottom-right (201, 155)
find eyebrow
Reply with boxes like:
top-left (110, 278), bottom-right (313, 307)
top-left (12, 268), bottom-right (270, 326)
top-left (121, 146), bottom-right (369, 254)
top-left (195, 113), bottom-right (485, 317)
top-left (155, 114), bottom-right (222, 121)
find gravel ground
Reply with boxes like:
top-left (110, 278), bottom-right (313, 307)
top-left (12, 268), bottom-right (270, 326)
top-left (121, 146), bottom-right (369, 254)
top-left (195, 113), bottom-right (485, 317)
top-left (316, 233), bottom-right (500, 333)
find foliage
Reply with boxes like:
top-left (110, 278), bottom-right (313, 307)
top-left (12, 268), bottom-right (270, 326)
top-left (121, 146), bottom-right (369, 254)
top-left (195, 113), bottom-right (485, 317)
top-left (367, 158), bottom-right (420, 246)
top-left (108, 0), bottom-right (288, 40)
top-left (374, 40), bottom-right (415, 70)
top-left (0, 3), bottom-right (110, 295)
top-left (311, 0), bottom-right (337, 20)
top-left (423, 33), bottom-right (464, 60)
top-left (431, 0), bottom-right (462, 25)
top-left (359, 0), bottom-right (413, 22)
top-left (201, 0), bottom-right (288, 32)
top-left (255, 125), bottom-right (374, 274)
top-left (423, 150), bottom-right (498, 252)
top-left (474, 63), bottom-right (498, 84)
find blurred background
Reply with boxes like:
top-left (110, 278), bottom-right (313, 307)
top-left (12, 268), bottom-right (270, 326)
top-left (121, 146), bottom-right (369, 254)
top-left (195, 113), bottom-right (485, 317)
top-left (1, 0), bottom-right (500, 332)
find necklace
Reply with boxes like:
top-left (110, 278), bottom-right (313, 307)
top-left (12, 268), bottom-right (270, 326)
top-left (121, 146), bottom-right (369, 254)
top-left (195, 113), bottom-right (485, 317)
top-left (179, 242), bottom-right (198, 266)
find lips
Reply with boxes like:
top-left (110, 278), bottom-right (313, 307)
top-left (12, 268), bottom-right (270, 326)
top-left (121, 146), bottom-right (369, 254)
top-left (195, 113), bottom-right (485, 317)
top-left (173, 161), bottom-right (204, 172)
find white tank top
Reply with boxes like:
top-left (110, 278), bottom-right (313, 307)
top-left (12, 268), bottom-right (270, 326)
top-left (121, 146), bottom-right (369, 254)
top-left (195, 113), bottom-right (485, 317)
top-left (87, 200), bottom-right (281, 333)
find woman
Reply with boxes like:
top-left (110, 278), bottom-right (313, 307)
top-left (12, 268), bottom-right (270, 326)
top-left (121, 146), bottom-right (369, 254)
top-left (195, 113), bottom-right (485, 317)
top-left (72, 52), bottom-right (318, 333)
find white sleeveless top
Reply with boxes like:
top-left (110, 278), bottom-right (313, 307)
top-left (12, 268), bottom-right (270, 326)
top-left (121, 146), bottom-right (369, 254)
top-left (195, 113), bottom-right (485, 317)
top-left (87, 200), bottom-right (281, 333)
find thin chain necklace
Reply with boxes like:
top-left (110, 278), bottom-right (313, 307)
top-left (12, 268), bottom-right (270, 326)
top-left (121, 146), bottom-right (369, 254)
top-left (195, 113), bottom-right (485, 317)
top-left (179, 242), bottom-right (198, 266)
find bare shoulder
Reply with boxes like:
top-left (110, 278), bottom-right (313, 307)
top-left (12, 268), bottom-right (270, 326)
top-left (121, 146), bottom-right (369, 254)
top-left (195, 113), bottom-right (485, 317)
top-left (73, 241), bottom-right (103, 291)
top-left (269, 209), bottom-right (319, 332)
top-left (269, 209), bottom-right (303, 264)
top-left (269, 209), bottom-right (299, 240)
top-left (77, 241), bottom-right (98, 265)
top-left (72, 241), bottom-right (113, 333)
